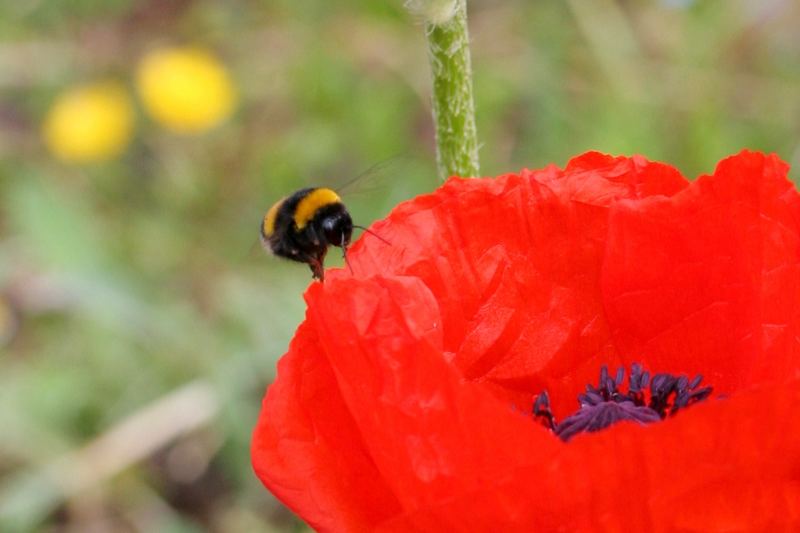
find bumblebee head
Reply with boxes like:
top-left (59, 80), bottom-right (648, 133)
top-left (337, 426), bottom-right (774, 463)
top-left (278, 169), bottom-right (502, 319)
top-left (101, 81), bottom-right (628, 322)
top-left (322, 209), bottom-right (353, 247)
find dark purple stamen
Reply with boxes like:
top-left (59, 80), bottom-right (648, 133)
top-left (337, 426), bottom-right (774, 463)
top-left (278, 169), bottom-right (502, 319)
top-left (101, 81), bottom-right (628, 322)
top-left (533, 364), bottom-right (713, 442)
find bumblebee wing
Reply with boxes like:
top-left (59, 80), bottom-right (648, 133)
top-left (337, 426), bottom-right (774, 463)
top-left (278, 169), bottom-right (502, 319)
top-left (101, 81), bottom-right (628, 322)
top-left (335, 153), bottom-right (407, 196)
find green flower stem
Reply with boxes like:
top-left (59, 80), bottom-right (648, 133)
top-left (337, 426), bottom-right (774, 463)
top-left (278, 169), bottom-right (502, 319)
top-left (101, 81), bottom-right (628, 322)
top-left (419, 0), bottom-right (480, 179)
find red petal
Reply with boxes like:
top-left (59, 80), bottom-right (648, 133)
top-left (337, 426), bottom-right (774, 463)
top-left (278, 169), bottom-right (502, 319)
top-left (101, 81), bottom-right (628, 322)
top-left (344, 153), bottom-right (687, 416)
top-left (304, 277), bottom-right (561, 516)
top-left (254, 276), bottom-right (567, 530)
top-left (377, 380), bottom-right (800, 532)
top-left (251, 321), bottom-right (402, 531)
top-left (602, 151), bottom-right (800, 392)
top-left (253, 151), bottom-right (800, 530)
top-left (256, 274), bottom-right (800, 530)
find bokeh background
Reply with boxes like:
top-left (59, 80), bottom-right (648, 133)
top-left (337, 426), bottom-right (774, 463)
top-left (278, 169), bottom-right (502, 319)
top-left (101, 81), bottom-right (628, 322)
top-left (1, 0), bottom-right (798, 531)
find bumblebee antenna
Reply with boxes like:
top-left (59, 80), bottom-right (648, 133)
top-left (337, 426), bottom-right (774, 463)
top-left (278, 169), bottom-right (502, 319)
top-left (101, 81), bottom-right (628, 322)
top-left (354, 224), bottom-right (390, 245)
top-left (342, 231), bottom-right (354, 275)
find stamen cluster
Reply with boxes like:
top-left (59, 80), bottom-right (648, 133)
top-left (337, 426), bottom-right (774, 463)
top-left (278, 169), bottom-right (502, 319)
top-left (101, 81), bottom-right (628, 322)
top-left (534, 363), bottom-right (713, 441)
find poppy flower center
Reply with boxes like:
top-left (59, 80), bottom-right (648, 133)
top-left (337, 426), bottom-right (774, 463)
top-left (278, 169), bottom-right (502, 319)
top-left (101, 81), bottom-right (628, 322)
top-left (533, 363), bottom-right (713, 442)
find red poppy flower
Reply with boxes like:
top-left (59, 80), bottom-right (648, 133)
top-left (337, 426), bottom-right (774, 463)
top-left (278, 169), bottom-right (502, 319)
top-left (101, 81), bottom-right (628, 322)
top-left (252, 151), bottom-right (800, 532)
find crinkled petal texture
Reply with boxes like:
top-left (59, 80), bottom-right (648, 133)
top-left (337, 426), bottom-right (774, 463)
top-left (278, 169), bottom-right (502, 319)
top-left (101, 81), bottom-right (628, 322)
top-left (252, 151), bottom-right (800, 532)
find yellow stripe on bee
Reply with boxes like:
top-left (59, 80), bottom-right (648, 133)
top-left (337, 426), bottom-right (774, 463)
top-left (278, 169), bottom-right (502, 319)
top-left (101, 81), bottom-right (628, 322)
top-left (263, 197), bottom-right (285, 237)
top-left (293, 188), bottom-right (341, 229)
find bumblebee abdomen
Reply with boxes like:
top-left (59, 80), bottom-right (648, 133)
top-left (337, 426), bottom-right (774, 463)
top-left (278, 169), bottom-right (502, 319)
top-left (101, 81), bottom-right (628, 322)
top-left (261, 197), bottom-right (286, 239)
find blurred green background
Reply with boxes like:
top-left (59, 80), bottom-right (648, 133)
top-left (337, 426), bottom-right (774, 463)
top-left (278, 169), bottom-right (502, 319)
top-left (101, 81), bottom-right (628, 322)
top-left (0, 0), bottom-right (798, 531)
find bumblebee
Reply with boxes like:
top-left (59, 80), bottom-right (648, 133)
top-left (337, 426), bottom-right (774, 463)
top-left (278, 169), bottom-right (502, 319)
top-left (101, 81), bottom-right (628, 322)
top-left (260, 187), bottom-right (354, 281)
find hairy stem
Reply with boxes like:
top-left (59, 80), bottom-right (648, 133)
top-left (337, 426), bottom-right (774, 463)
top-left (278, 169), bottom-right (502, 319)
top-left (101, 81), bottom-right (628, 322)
top-left (414, 0), bottom-right (480, 179)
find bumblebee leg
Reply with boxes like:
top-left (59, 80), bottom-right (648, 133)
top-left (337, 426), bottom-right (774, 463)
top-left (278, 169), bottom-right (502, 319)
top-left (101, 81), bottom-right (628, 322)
top-left (308, 247), bottom-right (328, 281)
top-left (308, 259), bottom-right (324, 281)
top-left (341, 231), bottom-right (354, 275)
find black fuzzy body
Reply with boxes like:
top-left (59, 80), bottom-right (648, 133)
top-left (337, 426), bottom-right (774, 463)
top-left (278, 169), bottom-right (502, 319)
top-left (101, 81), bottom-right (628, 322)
top-left (261, 188), bottom-right (353, 281)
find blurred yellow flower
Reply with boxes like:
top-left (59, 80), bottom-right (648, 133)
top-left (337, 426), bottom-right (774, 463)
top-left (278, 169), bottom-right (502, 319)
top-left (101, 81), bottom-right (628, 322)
top-left (136, 46), bottom-right (237, 134)
top-left (43, 81), bottom-right (135, 163)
